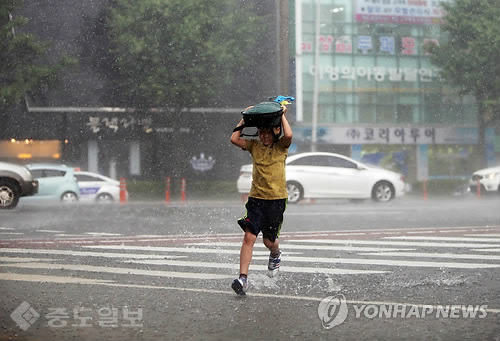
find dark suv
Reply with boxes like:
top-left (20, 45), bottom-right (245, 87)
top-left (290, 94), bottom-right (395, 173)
top-left (0, 161), bottom-right (39, 209)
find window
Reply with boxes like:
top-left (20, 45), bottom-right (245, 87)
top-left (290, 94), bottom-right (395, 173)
top-left (75, 174), bottom-right (100, 182)
top-left (288, 156), bottom-right (318, 166)
top-left (328, 156), bottom-right (357, 168)
top-left (30, 169), bottom-right (43, 179)
top-left (30, 169), bottom-right (66, 178)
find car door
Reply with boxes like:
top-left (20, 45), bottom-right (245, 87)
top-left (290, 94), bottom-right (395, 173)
top-left (287, 155), bottom-right (342, 197)
top-left (76, 174), bottom-right (104, 200)
top-left (326, 156), bottom-right (370, 197)
top-left (30, 168), bottom-right (66, 199)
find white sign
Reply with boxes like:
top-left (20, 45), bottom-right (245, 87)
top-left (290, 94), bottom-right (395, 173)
top-left (309, 65), bottom-right (436, 83)
top-left (294, 126), bottom-right (485, 145)
top-left (355, 0), bottom-right (452, 25)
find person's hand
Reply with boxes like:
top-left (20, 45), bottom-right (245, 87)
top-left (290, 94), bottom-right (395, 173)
top-left (281, 105), bottom-right (288, 116)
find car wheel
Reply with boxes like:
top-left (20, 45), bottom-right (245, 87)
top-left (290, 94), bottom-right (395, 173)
top-left (60, 191), bottom-right (78, 202)
top-left (371, 181), bottom-right (394, 203)
top-left (287, 181), bottom-right (303, 204)
top-left (96, 193), bottom-right (114, 203)
top-left (0, 180), bottom-right (20, 209)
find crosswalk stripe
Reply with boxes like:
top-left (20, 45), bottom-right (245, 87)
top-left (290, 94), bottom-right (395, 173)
top-left (82, 245), bottom-right (304, 255)
top-left (384, 236), bottom-right (500, 243)
top-left (249, 256), bottom-right (500, 269)
top-left (188, 242), bottom-right (415, 252)
top-left (0, 248), bottom-right (187, 260)
top-left (1, 262), bottom-right (233, 280)
top-left (465, 234), bottom-right (500, 238)
top-left (0, 272), bottom-right (115, 285)
top-left (124, 259), bottom-right (388, 275)
top-left (286, 211), bottom-right (400, 216)
top-left (0, 257), bottom-right (54, 263)
top-left (471, 248), bottom-right (500, 252)
top-left (357, 252), bottom-right (500, 261)
top-left (285, 239), bottom-right (500, 248)
top-left (123, 256), bottom-right (500, 273)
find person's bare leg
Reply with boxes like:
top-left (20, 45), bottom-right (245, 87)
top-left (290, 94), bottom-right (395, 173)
top-left (240, 231), bottom-right (257, 275)
top-left (263, 238), bottom-right (280, 256)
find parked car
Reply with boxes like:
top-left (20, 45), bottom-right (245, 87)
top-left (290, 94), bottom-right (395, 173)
top-left (0, 161), bottom-right (39, 209)
top-left (24, 164), bottom-right (79, 202)
top-left (237, 152), bottom-right (405, 203)
top-left (469, 165), bottom-right (500, 195)
top-left (75, 171), bottom-right (124, 203)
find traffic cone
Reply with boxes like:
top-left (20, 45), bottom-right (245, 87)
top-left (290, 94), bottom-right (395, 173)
top-left (119, 178), bottom-right (127, 204)
top-left (181, 177), bottom-right (186, 203)
top-left (165, 177), bottom-right (171, 204)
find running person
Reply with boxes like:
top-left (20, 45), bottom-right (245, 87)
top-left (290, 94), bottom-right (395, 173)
top-left (229, 105), bottom-right (292, 295)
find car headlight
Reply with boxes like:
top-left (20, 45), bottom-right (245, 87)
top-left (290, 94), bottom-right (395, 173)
top-left (486, 172), bottom-right (499, 180)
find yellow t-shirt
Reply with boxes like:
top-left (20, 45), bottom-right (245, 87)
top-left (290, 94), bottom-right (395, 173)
top-left (247, 138), bottom-right (288, 200)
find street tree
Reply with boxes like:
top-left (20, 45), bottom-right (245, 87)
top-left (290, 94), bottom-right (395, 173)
top-left (426, 0), bottom-right (500, 167)
top-left (0, 0), bottom-right (73, 112)
top-left (104, 0), bottom-right (268, 111)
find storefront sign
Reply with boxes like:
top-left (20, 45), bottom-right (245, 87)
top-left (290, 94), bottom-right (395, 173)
top-left (294, 126), bottom-right (495, 145)
top-left (302, 35), bottom-right (439, 56)
top-left (309, 65), bottom-right (436, 82)
top-left (86, 116), bottom-right (152, 134)
top-left (354, 0), bottom-right (451, 25)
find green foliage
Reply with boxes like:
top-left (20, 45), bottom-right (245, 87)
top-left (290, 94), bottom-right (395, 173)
top-left (425, 0), bottom-right (500, 167)
top-left (426, 0), bottom-right (500, 100)
top-left (0, 0), bottom-right (75, 110)
top-left (106, 0), bottom-right (268, 110)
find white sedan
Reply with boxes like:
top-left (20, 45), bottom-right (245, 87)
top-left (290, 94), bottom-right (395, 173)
top-left (237, 152), bottom-right (405, 203)
top-left (469, 165), bottom-right (500, 194)
top-left (75, 171), bottom-right (125, 203)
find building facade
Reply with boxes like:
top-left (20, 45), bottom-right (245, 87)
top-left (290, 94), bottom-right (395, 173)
top-left (291, 0), bottom-right (498, 183)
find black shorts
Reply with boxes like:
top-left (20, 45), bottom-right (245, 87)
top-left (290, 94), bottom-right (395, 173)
top-left (237, 197), bottom-right (287, 242)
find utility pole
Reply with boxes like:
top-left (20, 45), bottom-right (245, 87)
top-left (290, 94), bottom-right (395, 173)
top-left (277, 0), bottom-right (290, 95)
top-left (311, 0), bottom-right (320, 152)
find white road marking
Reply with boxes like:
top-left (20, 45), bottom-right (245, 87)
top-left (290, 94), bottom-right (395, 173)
top-left (0, 232), bottom-right (24, 235)
top-left (465, 234), bottom-right (500, 238)
top-left (357, 252), bottom-right (500, 261)
top-left (0, 272), bottom-right (115, 285)
top-left (286, 211), bottom-right (400, 216)
top-left (85, 232), bottom-right (123, 236)
top-left (1, 272), bottom-right (498, 314)
top-left (406, 231), bottom-right (436, 234)
top-left (83, 245), bottom-right (303, 255)
top-left (124, 259), bottom-right (388, 275)
top-left (384, 236), bottom-right (500, 243)
top-left (0, 227), bottom-right (15, 230)
top-left (0, 257), bottom-right (55, 263)
top-left (285, 239), bottom-right (500, 249)
top-left (188, 242), bottom-right (416, 252)
top-left (36, 229), bottom-right (64, 233)
top-left (249, 256), bottom-right (500, 269)
top-left (1, 262), bottom-right (233, 280)
top-left (0, 248), bottom-right (187, 260)
top-left (471, 248), bottom-right (500, 252)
